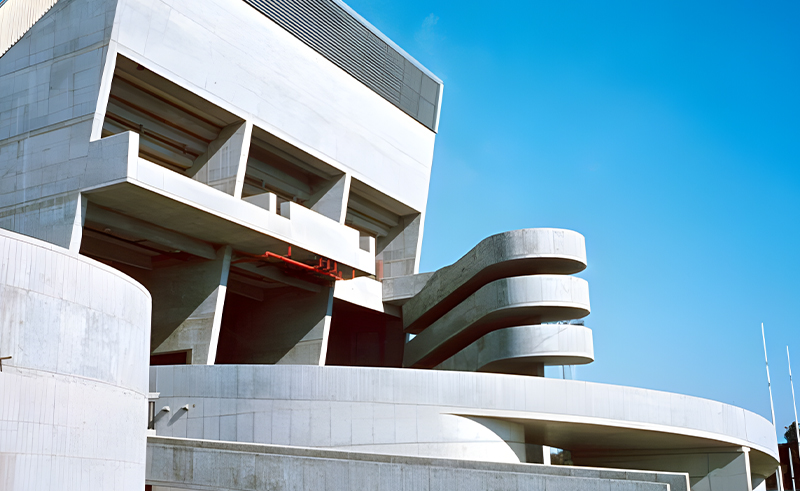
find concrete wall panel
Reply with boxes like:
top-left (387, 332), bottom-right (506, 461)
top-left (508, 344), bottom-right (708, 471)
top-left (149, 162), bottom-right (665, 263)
top-left (147, 436), bottom-right (685, 491)
top-left (0, 227), bottom-right (151, 491)
top-left (112, 0), bottom-right (436, 213)
top-left (149, 364), bottom-right (778, 474)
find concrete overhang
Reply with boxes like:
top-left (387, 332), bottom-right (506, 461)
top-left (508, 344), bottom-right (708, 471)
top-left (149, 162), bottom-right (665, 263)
top-left (80, 132), bottom-right (374, 275)
top-left (457, 409), bottom-right (778, 477)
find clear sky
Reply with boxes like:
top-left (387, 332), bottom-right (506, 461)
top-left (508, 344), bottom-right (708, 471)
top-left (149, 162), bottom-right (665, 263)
top-left (345, 0), bottom-right (800, 439)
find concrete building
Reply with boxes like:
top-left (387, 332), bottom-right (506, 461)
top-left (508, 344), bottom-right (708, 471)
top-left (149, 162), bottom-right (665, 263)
top-left (0, 0), bottom-right (781, 489)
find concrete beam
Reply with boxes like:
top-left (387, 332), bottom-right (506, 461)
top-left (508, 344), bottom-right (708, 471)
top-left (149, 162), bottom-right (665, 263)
top-left (85, 204), bottom-right (217, 260)
top-left (146, 437), bottom-right (678, 491)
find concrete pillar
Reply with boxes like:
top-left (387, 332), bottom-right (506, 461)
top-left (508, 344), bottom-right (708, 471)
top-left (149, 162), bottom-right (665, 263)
top-left (376, 213), bottom-right (423, 279)
top-left (216, 285), bottom-right (335, 365)
top-left (276, 290), bottom-right (334, 365)
top-left (572, 447), bottom-right (753, 491)
top-left (308, 174), bottom-right (351, 223)
top-left (187, 120), bottom-right (252, 197)
top-left (692, 448), bottom-right (753, 491)
top-left (142, 246), bottom-right (232, 364)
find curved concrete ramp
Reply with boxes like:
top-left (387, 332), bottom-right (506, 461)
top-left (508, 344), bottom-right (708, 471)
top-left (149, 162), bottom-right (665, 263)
top-left (149, 364), bottom-right (778, 485)
top-left (436, 323), bottom-right (594, 375)
top-left (147, 436), bottom-right (686, 491)
top-left (403, 275), bottom-right (590, 368)
top-left (402, 228), bottom-right (586, 333)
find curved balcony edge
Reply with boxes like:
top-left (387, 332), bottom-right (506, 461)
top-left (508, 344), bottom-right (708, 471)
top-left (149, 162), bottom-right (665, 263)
top-left (403, 275), bottom-right (590, 368)
top-left (402, 228), bottom-right (587, 333)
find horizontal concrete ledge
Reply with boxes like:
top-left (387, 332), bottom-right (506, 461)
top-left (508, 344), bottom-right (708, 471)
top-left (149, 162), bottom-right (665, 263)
top-left (436, 324), bottom-right (594, 375)
top-left (404, 275), bottom-right (590, 368)
top-left (402, 228), bottom-right (587, 333)
top-left (149, 365), bottom-right (779, 466)
top-left (147, 436), bottom-right (686, 491)
top-left (79, 133), bottom-right (374, 273)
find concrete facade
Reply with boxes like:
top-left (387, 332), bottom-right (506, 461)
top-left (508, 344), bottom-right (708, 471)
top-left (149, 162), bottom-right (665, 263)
top-left (0, 0), bottom-right (782, 490)
top-left (0, 227), bottom-right (151, 490)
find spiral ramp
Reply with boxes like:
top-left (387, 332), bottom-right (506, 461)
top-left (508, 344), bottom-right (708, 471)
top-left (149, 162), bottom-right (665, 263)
top-left (402, 228), bottom-right (594, 374)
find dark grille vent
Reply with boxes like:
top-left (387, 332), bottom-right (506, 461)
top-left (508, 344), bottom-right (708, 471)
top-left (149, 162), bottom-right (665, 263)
top-left (243, 0), bottom-right (441, 131)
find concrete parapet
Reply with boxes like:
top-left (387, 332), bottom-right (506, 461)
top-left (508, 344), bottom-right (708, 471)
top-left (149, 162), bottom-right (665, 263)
top-left (403, 275), bottom-right (591, 368)
top-left (401, 228), bottom-right (587, 333)
top-left (148, 364), bottom-right (777, 479)
top-left (0, 227), bottom-right (151, 491)
top-left (436, 323), bottom-right (595, 375)
top-left (147, 436), bottom-right (682, 491)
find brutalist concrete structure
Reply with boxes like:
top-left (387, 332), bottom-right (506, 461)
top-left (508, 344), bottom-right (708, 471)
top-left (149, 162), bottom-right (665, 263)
top-left (0, 0), bottom-right (782, 490)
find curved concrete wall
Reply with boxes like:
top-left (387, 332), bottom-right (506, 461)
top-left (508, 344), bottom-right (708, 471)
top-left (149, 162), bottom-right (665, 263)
top-left (402, 228), bottom-right (587, 333)
top-left (149, 365), bottom-right (778, 470)
top-left (436, 324), bottom-right (594, 375)
top-left (403, 275), bottom-right (590, 368)
top-left (0, 229), bottom-right (151, 491)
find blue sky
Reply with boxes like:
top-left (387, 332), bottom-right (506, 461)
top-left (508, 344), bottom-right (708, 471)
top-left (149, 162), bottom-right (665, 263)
top-left (345, 0), bottom-right (800, 438)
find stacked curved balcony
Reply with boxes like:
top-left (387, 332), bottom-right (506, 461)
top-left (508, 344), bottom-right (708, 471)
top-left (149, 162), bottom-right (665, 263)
top-left (402, 228), bottom-right (593, 376)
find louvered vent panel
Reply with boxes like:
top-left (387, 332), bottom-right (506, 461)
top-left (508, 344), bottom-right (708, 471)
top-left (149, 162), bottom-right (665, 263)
top-left (243, 0), bottom-right (441, 131)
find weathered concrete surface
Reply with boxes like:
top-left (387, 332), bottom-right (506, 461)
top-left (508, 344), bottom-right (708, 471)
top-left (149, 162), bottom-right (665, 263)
top-left (436, 323), bottom-right (594, 375)
top-left (111, 0), bottom-right (436, 214)
top-left (143, 246), bottom-right (233, 365)
top-left (215, 285), bottom-right (334, 365)
top-left (0, 0), bottom-right (119, 250)
top-left (403, 275), bottom-right (590, 368)
top-left (381, 272), bottom-right (433, 305)
top-left (147, 436), bottom-right (684, 491)
top-left (0, 227), bottom-right (151, 491)
top-left (149, 364), bottom-right (778, 482)
top-left (401, 229), bottom-right (587, 333)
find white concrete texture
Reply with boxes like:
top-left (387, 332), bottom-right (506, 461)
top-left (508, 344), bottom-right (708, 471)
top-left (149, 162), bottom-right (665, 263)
top-left (436, 323), bottom-right (595, 375)
top-left (0, 0), bottom-right (118, 247)
top-left (79, 136), bottom-right (375, 273)
top-left (148, 365), bottom-right (778, 472)
top-left (146, 436), bottom-right (686, 491)
top-left (403, 275), bottom-right (591, 368)
top-left (111, 0), bottom-right (436, 213)
top-left (401, 228), bottom-right (587, 332)
top-left (0, 227), bottom-right (151, 491)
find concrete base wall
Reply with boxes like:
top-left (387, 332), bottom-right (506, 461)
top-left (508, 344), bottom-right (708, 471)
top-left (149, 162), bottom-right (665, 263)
top-left (147, 436), bottom-right (683, 491)
top-left (0, 228), bottom-right (151, 490)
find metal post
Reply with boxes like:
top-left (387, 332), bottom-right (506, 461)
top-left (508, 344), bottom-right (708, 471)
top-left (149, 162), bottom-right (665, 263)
top-left (789, 347), bottom-right (800, 491)
top-left (763, 323), bottom-right (784, 491)
top-left (790, 447), bottom-right (796, 491)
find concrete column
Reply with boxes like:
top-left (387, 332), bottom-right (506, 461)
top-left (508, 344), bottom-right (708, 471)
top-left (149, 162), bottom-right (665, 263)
top-left (276, 287), bottom-right (334, 365)
top-left (216, 285), bottom-right (335, 365)
top-left (308, 174), bottom-right (351, 223)
top-left (376, 213), bottom-right (422, 279)
top-left (144, 246), bottom-right (232, 365)
top-left (572, 447), bottom-right (754, 491)
top-left (187, 121), bottom-right (252, 197)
